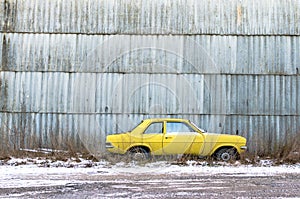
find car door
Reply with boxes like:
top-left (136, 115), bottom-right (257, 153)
top-left (162, 121), bottom-right (204, 155)
top-left (142, 122), bottom-right (164, 155)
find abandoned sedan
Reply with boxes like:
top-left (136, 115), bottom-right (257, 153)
top-left (106, 118), bottom-right (247, 161)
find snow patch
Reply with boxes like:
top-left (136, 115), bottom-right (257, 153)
top-left (1, 157), bottom-right (299, 189)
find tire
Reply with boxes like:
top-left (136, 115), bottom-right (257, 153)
top-left (128, 147), bottom-right (150, 161)
top-left (215, 148), bottom-right (237, 162)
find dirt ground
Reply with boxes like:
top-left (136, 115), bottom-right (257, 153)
top-left (1, 172), bottom-right (299, 198)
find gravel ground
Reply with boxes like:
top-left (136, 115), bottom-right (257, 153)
top-left (1, 173), bottom-right (299, 199)
top-left (0, 158), bottom-right (299, 198)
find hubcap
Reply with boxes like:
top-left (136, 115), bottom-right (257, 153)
top-left (221, 152), bottom-right (231, 161)
top-left (132, 152), bottom-right (145, 161)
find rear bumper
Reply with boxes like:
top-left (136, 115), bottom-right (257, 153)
top-left (105, 142), bottom-right (126, 154)
top-left (105, 142), bottom-right (114, 148)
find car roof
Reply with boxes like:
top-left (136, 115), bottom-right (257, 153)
top-left (142, 118), bottom-right (189, 123)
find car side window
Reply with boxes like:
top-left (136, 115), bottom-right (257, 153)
top-left (166, 122), bottom-right (195, 133)
top-left (144, 122), bottom-right (164, 134)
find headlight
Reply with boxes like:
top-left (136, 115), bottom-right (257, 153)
top-left (105, 142), bottom-right (114, 148)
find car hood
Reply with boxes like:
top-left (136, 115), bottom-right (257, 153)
top-left (202, 133), bottom-right (246, 144)
top-left (106, 132), bottom-right (131, 143)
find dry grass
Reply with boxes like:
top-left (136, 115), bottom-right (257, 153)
top-left (1, 124), bottom-right (299, 164)
top-left (0, 129), bottom-right (96, 163)
top-left (273, 133), bottom-right (300, 164)
top-left (240, 132), bottom-right (300, 164)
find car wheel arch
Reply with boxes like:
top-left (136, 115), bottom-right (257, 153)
top-left (212, 144), bottom-right (237, 153)
top-left (126, 145), bottom-right (152, 161)
top-left (126, 145), bottom-right (151, 154)
top-left (212, 146), bottom-right (239, 159)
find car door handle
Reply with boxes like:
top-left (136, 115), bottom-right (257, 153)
top-left (165, 136), bottom-right (173, 139)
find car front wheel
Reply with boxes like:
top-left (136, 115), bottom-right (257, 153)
top-left (215, 148), bottom-right (237, 162)
top-left (128, 147), bottom-right (150, 161)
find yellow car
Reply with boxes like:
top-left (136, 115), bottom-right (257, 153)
top-left (106, 118), bottom-right (247, 161)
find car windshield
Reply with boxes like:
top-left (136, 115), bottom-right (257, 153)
top-left (190, 122), bottom-right (207, 133)
top-left (129, 120), bottom-right (143, 132)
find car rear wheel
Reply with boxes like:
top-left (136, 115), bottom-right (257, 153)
top-left (215, 148), bottom-right (237, 162)
top-left (128, 147), bottom-right (150, 161)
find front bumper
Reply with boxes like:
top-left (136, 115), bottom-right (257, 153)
top-left (240, 146), bottom-right (247, 150)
